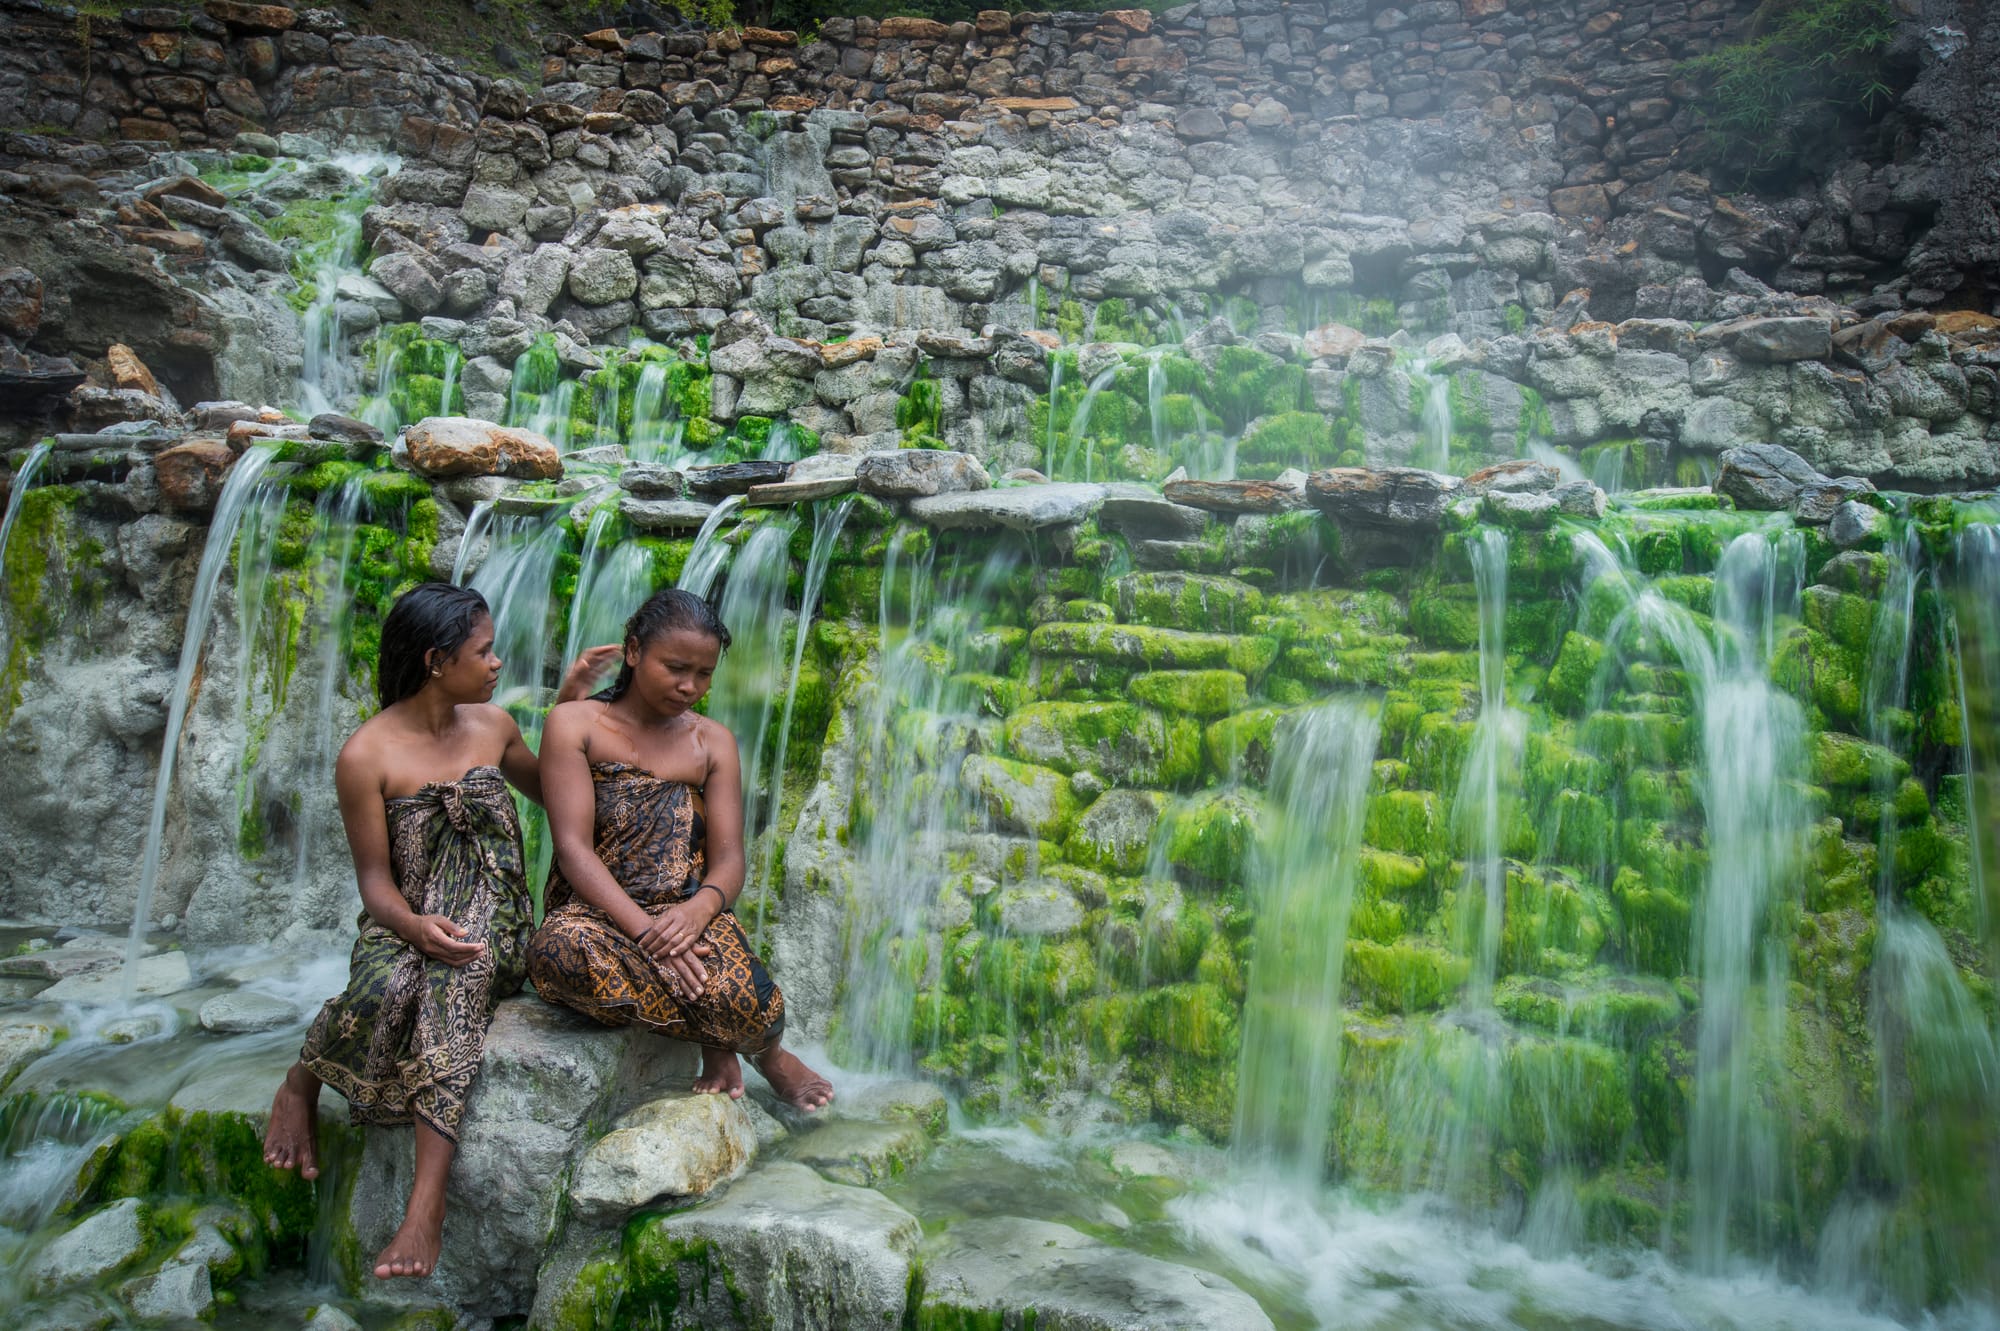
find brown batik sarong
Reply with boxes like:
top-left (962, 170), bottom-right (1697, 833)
top-left (526, 761), bottom-right (785, 1052)
top-left (298, 766), bottom-right (532, 1143)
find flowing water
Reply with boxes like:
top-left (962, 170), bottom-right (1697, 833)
top-left (287, 480), bottom-right (367, 895)
top-left (676, 494), bottom-right (748, 599)
top-left (124, 445), bottom-right (285, 994)
top-left (0, 440), bottom-right (52, 649)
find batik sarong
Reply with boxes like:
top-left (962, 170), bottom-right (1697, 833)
top-left (527, 762), bottom-right (785, 1052)
top-left (298, 765), bottom-right (531, 1143)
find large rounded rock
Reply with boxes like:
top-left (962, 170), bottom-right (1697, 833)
top-left (567, 1092), bottom-right (757, 1220)
top-left (404, 417), bottom-right (562, 480)
top-left (153, 440), bottom-right (237, 513)
top-left (28, 1198), bottom-right (147, 1294)
top-left (854, 448), bottom-right (990, 498)
top-left (1713, 442), bottom-right (1827, 511)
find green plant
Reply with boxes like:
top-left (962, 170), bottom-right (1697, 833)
top-left (1683, 0), bottom-right (1901, 181)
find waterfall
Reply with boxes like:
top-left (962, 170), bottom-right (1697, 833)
top-left (628, 361), bottom-right (677, 465)
top-left (451, 498), bottom-right (496, 585)
top-left (1687, 532), bottom-right (1809, 1271)
top-left (287, 479), bottom-right (366, 894)
top-left (1954, 524), bottom-right (2000, 963)
top-left (1059, 365), bottom-right (1119, 482)
top-left (1409, 358), bottom-right (1453, 473)
top-left (706, 519), bottom-right (798, 939)
top-left (1231, 700), bottom-right (1379, 1179)
top-left (1461, 528), bottom-right (1518, 1004)
top-left (1148, 349), bottom-right (1167, 455)
top-left (564, 503), bottom-right (654, 668)
top-left (0, 441), bottom-right (52, 648)
top-left (676, 494), bottom-right (747, 599)
top-left (1043, 351), bottom-right (1064, 477)
top-left (745, 498), bottom-right (855, 932)
top-left (125, 445), bottom-right (284, 994)
top-left (295, 200), bottom-right (369, 417)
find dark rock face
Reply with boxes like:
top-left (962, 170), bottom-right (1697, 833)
top-left (1307, 467), bottom-right (1465, 567)
top-left (1714, 443), bottom-right (1830, 511)
top-left (683, 461), bottom-right (790, 495)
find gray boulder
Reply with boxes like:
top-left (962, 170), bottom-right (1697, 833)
top-left (1713, 442), bottom-right (1827, 511)
top-left (919, 1216), bottom-right (1274, 1331)
top-left (1791, 476), bottom-right (1877, 524)
top-left (367, 252), bottom-right (443, 316)
top-left (121, 1261), bottom-right (213, 1321)
top-left (567, 1092), bottom-right (758, 1220)
top-left (1830, 500), bottom-right (1887, 549)
top-left (198, 991), bottom-right (298, 1034)
top-left (855, 449), bottom-right (991, 498)
top-left (28, 1198), bottom-right (147, 1294)
top-left (567, 248), bottom-right (640, 305)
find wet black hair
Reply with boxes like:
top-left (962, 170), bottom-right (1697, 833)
top-left (601, 588), bottom-right (732, 702)
top-left (377, 582), bottom-right (491, 710)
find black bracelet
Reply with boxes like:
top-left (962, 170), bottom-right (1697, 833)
top-left (694, 883), bottom-right (730, 913)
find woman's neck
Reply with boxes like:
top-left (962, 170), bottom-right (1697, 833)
top-left (403, 688), bottom-right (462, 738)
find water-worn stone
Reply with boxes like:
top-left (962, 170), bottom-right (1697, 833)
top-left (308, 412), bottom-right (383, 445)
top-left (1791, 476), bottom-right (1877, 524)
top-left (0, 1021), bottom-right (55, 1091)
top-left (567, 1092), bottom-right (758, 1220)
top-left (909, 483), bottom-right (1107, 531)
top-left (1307, 468), bottom-right (1463, 565)
top-left (1098, 494), bottom-right (1210, 542)
top-left (618, 462), bottom-right (685, 498)
top-left (404, 417), bottom-right (562, 480)
top-left (961, 754), bottom-right (1081, 840)
top-left (39, 951), bottom-right (192, 1002)
top-left (197, 990), bottom-right (297, 1033)
top-left (28, 1198), bottom-right (146, 1294)
top-left (783, 1117), bottom-right (933, 1186)
top-left (854, 448), bottom-right (990, 498)
top-left (1713, 442), bottom-right (1828, 511)
top-left (543, 1162), bottom-right (919, 1331)
top-left (368, 252), bottom-right (443, 316)
top-left (121, 1262), bottom-right (213, 1321)
top-left (918, 1216), bottom-right (1274, 1330)
top-left (838, 1080), bottom-right (948, 1137)
top-left (620, 497), bottom-right (717, 530)
top-left (747, 476), bottom-right (857, 505)
top-left (1830, 500), bottom-right (1886, 548)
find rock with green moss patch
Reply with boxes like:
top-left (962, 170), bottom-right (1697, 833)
top-left (1164, 791), bottom-right (1260, 885)
top-left (1028, 621), bottom-right (1278, 675)
top-left (782, 1118), bottom-right (934, 1187)
top-left (1811, 731), bottom-right (1909, 790)
top-left (1130, 670), bottom-right (1248, 717)
top-left (1066, 788), bottom-right (1170, 875)
top-left (917, 1216), bottom-right (1273, 1331)
top-left (961, 754), bottom-right (1082, 840)
top-left (1003, 701), bottom-right (1201, 787)
top-left (1345, 939), bottom-right (1468, 1011)
top-left (1110, 572), bottom-right (1266, 631)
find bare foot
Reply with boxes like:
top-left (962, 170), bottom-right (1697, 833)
top-left (373, 1197), bottom-right (443, 1280)
top-left (754, 1044), bottom-right (834, 1112)
top-left (262, 1063), bottom-right (320, 1180)
top-left (694, 1047), bottom-right (746, 1099)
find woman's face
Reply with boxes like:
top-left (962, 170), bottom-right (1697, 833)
top-left (626, 626), bottom-right (720, 718)
top-left (430, 612), bottom-right (501, 703)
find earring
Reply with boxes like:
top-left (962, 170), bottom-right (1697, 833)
top-left (431, 668), bottom-right (441, 677)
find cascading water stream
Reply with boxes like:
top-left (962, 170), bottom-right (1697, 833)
top-left (1414, 358), bottom-right (1453, 473)
top-left (744, 498), bottom-right (855, 930)
top-left (1231, 700), bottom-right (1379, 1179)
top-left (451, 498), bottom-right (496, 585)
top-left (1058, 365), bottom-right (1119, 482)
top-left (706, 519), bottom-right (798, 940)
top-left (1686, 532), bottom-right (1809, 1272)
top-left (1043, 351), bottom-right (1064, 478)
top-left (676, 494), bottom-right (747, 599)
top-left (0, 441), bottom-right (53, 646)
top-left (124, 445), bottom-right (284, 994)
top-left (564, 503), bottom-right (654, 669)
top-left (287, 479), bottom-right (366, 895)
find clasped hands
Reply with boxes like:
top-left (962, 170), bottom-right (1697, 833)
top-left (633, 892), bottom-right (721, 997)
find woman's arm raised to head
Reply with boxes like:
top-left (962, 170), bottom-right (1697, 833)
top-left (542, 702), bottom-right (656, 940)
top-left (698, 719), bottom-right (747, 903)
top-left (493, 707), bottom-right (545, 807)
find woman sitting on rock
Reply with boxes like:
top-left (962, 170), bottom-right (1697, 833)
top-left (262, 583), bottom-right (615, 1280)
top-left (526, 588), bottom-right (834, 1112)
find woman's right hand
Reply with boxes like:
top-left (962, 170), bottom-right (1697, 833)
top-left (555, 645), bottom-right (622, 704)
top-left (405, 915), bottom-right (486, 967)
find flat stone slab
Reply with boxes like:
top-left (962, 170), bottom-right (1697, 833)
top-left (746, 475), bottom-right (858, 506)
top-left (1162, 477), bottom-right (1306, 513)
top-left (1097, 493), bottom-right (1211, 542)
top-left (197, 990), bottom-right (298, 1034)
top-left (782, 1118), bottom-right (933, 1186)
top-left (685, 460), bottom-right (790, 494)
top-left (919, 1216), bottom-right (1274, 1331)
top-left (838, 1080), bottom-right (948, 1137)
top-left (0, 1020), bottom-right (55, 1090)
top-left (40, 951), bottom-right (193, 1004)
top-left (568, 1091), bottom-right (757, 1220)
top-left (620, 496), bottom-right (718, 530)
top-left (908, 483), bottom-right (1107, 532)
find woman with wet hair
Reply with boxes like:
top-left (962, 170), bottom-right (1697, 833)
top-left (261, 582), bottom-right (616, 1281)
top-left (527, 587), bottom-right (834, 1112)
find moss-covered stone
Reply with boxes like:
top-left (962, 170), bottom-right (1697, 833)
top-left (1546, 632), bottom-right (1604, 716)
top-left (1203, 707), bottom-right (1289, 781)
top-left (1110, 572), bottom-right (1266, 632)
top-left (1345, 939), bottom-right (1469, 1012)
top-left (1028, 621), bottom-right (1278, 675)
top-left (1163, 791), bottom-right (1260, 886)
top-left (1129, 670), bottom-right (1248, 718)
top-left (1002, 701), bottom-right (1202, 788)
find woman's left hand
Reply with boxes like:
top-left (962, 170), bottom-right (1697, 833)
top-left (638, 894), bottom-right (720, 959)
top-left (555, 645), bottom-right (622, 704)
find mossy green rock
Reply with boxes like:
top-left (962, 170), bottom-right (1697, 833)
top-left (1130, 670), bottom-right (1249, 717)
top-left (1203, 707), bottom-right (1289, 781)
top-left (1110, 572), bottom-right (1266, 631)
top-left (1812, 731), bottom-right (1910, 790)
top-left (1066, 788), bottom-right (1171, 875)
top-left (960, 754), bottom-right (1082, 840)
top-left (1164, 791), bottom-right (1260, 885)
top-left (1028, 621), bottom-right (1279, 675)
top-left (1002, 702), bottom-right (1202, 787)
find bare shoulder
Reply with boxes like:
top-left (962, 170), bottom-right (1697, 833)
top-left (335, 717), bottom-right (391, 789)
top-left (694, 712), bottom-right (740, 759)
top-left (464, 702), bottom-right (525, 743)
top-left (542, 698), bottom-right (602, 746)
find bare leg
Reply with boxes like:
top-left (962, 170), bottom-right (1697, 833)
top-left (374, 1121), bottom-right (451, 1279)
top-left (753, 1041), bottom-right (833, 1112)
top-left (693, 1047), bottom-right (746, 1099)
top-left (262, 1062), bottom-right (321, 1180)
